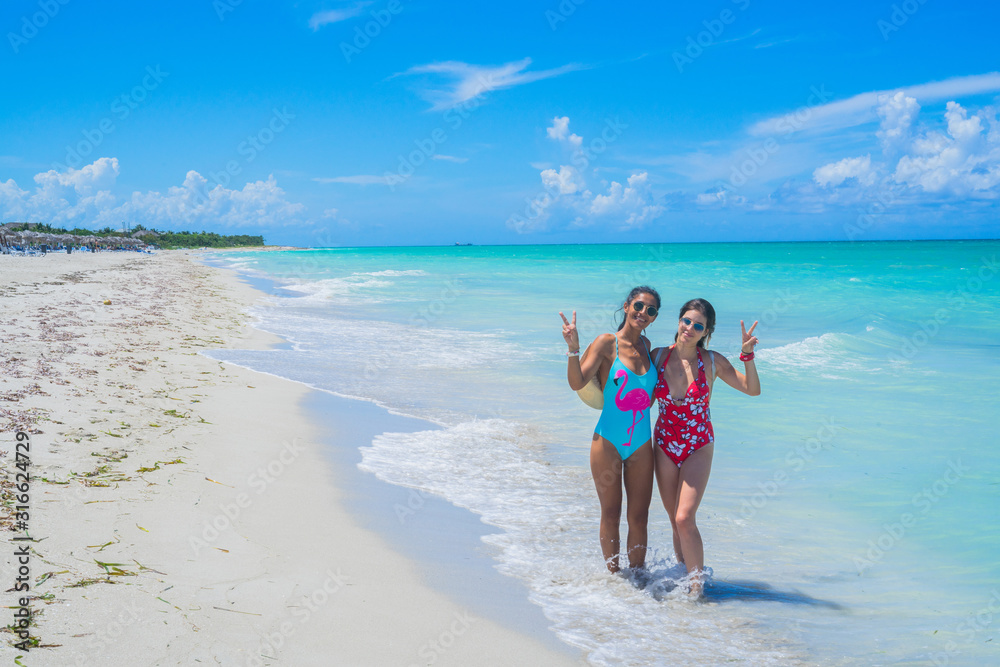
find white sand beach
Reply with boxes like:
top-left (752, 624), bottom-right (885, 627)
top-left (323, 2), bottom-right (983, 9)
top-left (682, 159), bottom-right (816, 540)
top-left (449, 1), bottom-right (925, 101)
top-left (0, 250), bottom-right (577, 665)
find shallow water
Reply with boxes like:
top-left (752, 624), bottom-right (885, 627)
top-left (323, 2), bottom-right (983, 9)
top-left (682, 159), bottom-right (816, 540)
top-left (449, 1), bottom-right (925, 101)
top-left (205, 241), bottom-right (1000, 665)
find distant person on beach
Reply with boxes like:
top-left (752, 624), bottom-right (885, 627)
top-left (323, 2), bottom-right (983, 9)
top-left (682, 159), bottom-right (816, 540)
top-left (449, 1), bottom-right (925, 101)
top-left (650, 298), bottom-right (760, 596)
top-left (560, 287), bottom-right (660, 573)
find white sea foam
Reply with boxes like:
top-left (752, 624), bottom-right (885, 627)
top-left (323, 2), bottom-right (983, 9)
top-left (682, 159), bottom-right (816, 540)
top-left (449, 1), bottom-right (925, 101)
top-left (359, 421), bottom-right (808, 665)
top-left (759, 332), bottom-right (882, 374)
top-left (357, 269), bottom-right (427, 277)
top-left (281, 277), bottom-right (392, 302)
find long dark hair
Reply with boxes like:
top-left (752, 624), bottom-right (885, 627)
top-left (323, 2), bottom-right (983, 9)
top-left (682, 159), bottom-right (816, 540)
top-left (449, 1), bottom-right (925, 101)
top-left (674, 298), bottom-right (716, 348)
top-left (616, 286), bottom-right (661, 331)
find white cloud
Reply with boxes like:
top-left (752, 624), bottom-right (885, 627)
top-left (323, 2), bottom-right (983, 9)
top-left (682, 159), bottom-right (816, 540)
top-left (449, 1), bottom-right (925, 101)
top-left (34, 156), bottom-right (120, 195)
top-left (0, 158), bottom-right (308, 229)
top-left (313, 175), bottom-right (388, 185)
top-left (124, 171), bottom-right (306, 227)
top-left (794, 98), bottom-right (1000, 206)
top-left (696, 191), bottom-right (725, 205)
top-left (588, 172), bottom-right (663, 227)
top-left (695, 187), bottom-right (747, 207)
top-left (750, 72), bottom-right (1000, 136)
top-left (540, 165), bottom-right (584, 194)
top-left (309, 5), bottom-right (370, 30)
top-left (813, 155), bottom-right (876, 187)
top-left (546, 116), bottom-right (582, 147)
top-left (399, 58), bottom-right (581, 111)
top-left (892, 101), bottom-right (1000, 195)
top-left (876, 92), bottom-right (921, 156)
top-left (2, 157), bottom-right (124, 226)
top-left (509, 120), bottom-right (663, 232)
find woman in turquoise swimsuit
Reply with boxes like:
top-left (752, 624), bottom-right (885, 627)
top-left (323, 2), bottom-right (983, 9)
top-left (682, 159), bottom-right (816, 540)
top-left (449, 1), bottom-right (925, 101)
top-left (560, 286), bottom-right (660, 573)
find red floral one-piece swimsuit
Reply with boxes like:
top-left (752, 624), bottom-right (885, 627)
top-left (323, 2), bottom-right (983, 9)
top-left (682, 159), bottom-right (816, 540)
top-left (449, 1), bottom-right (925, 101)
top-left (653, 346), bottom-right (714, 467)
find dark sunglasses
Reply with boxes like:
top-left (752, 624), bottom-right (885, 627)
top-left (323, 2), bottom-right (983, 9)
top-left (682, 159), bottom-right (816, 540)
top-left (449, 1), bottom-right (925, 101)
top-left (681, 317), bottom-right (705, 332)
top-left (631, 301), bottom-right (658, 317)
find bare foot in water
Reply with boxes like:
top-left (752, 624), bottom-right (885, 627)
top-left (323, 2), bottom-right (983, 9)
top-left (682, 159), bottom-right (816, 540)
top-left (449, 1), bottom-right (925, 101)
top-left (684, 569), bottom-right (706, 600)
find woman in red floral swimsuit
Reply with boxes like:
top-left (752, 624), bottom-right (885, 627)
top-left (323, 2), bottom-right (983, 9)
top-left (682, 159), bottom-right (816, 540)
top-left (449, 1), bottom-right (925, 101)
top-left (650, 298), bottom-right (761, 596)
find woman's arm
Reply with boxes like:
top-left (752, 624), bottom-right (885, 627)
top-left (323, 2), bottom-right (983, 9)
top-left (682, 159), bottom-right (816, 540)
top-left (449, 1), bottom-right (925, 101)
top-left (713, 354), bottom-right (760, 396)
top-left (712, 319), bottom-right (761, 396)
top-left (560, 311), bottom-right (611, 390)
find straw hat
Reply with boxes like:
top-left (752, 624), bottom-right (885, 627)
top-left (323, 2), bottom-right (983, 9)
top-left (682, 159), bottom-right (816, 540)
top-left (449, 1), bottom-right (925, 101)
top-left (576, 376), bottom-right (604, 409)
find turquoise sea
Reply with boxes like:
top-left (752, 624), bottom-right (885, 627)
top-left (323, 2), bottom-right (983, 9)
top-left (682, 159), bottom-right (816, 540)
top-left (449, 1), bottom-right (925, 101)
top-left (205, 241), bottom-right (1000, 666)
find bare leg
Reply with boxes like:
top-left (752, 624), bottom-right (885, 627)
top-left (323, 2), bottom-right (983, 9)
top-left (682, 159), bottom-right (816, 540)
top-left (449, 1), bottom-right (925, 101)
top-left (590, 435), bottom-right (623, 572)
top-left (674, 444), bottom-right (714, 594)
top-left (653, 446), bottom-right (684, 564)
top-left (622, 441), bottom-right (653, 569)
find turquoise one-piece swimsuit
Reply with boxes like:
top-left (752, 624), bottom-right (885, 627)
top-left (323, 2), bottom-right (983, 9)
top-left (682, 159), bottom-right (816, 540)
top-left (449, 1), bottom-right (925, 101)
top-left (593, 336), bottom-right (657, 460)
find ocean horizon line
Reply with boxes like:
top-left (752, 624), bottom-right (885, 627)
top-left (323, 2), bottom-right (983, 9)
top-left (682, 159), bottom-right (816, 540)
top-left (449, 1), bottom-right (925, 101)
top-left (256, 237), bottom-right (1000, 251)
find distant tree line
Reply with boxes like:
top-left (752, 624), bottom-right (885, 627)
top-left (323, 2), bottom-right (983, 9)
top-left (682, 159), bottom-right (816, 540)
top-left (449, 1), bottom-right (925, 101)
top-left (153, 230), bottom-right (265, 249)
top-left (1, 222), bottom-right (264, 249)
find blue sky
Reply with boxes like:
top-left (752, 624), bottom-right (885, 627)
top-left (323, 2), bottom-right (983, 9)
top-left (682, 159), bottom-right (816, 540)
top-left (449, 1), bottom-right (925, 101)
top-left (1, 0), bottom-right (998, 246)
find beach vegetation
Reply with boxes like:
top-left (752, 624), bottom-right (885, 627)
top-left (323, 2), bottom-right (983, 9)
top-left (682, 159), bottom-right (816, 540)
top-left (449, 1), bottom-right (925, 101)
top-left (136, 458), bottom-right (185, 474)
top-left (94, 560), bottom-right (137, 577)
top-left (87, 540), bottom-right (117, 552)
top-left (1, 221), bottom-right (264, 248)
top-left (33, 572), bottom-right (66, 587)
top-left (80, 479), bottom-right (113, 487)
top-left (91, 450), bottom-right (128, 462)
top-left (66, 577), bottom-right (115, 588)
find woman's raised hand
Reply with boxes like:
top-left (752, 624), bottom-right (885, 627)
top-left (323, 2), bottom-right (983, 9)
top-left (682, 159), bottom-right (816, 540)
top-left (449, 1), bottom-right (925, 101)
top-left (741, 319), bottom-right (759, 354)
top-left (559, 311), bottom-right (580, 351)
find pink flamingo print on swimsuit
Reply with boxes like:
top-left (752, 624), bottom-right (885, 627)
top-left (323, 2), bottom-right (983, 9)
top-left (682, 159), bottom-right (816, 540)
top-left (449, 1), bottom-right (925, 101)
top-left (614, 369), bottom-right (649, 447)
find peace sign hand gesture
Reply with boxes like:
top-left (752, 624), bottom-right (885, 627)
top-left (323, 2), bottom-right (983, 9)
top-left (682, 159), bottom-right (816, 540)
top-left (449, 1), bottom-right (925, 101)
top-left (741, 320), bottom-right (759, 354)
top-left (559, 311), bottom-right (580, 352)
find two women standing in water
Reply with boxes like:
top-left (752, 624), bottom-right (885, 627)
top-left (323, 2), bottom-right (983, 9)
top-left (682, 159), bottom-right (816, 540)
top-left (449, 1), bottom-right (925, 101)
top-left (560, 287), bottom-right (760, 595)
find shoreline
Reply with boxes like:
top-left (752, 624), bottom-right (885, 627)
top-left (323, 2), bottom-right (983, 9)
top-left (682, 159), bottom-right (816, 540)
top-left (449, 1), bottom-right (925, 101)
top-left (0, 250), bottom-right (577, 665)
top-left (202, 257), bottom-right (574, 656)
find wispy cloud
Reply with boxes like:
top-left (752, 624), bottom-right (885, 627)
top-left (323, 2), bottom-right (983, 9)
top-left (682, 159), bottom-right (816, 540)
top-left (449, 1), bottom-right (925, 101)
top-left (313, 175), bottom-right (388, 185)
top-left (750, 72), bottom-right (1000, 136)
top-left (715, 27), bottom-right (762, 46)
top-left (398, 58), bottom-right (582, 111)
top-left (308, 4), bottom-right (371, 31)
top-left (432, 155), bottom-right (468, 163)
top-left (754, 36), bottom-right (798, 49)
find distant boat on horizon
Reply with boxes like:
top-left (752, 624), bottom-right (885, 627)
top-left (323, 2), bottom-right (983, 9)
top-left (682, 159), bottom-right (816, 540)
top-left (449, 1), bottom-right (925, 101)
top-left (454, 242), bottom-right (473, 246)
